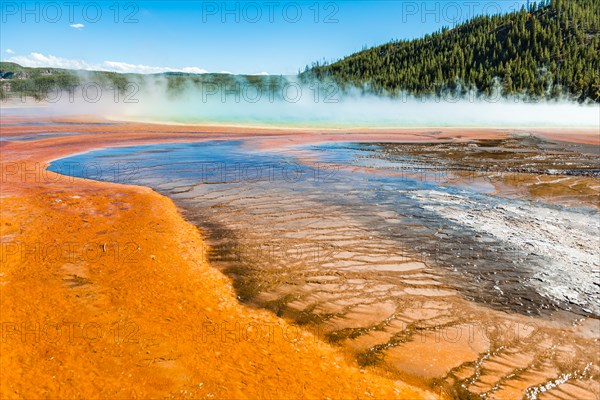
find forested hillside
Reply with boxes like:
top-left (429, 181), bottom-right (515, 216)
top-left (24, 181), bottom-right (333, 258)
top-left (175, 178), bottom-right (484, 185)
top-left (0, 62), bottom-right (288, 101)
top-left (305, 0), bottom-right (600, 102)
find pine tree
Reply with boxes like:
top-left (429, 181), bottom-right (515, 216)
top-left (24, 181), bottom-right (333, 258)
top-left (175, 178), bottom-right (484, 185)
top-left (305, 0), bottom-right (600, 102)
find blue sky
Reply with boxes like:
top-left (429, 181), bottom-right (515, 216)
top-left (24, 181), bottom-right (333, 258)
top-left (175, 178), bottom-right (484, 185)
top-left (1, 1), bottom-right (528, 75)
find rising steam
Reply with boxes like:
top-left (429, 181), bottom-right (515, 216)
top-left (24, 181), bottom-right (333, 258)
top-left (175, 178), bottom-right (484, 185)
top-left (3, 74), bottom-right (599, 128)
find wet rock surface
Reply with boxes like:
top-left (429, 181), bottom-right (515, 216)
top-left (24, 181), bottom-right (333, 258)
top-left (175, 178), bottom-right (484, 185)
top-left (50, 136), bottom-right (600, 399)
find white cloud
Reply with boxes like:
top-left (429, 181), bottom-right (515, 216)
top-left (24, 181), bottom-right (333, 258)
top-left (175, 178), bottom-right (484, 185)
top-left (7, 52), bottom-right (208, 75)
top-left (181, 67), bottom-right (208, 74)
top-left (219, 70), bottom-right (268, 76)
top-left (102, 61), bottom-right (208, 74)
top-left (8, 53), bottom-right (90, 70)
top-left (5, 49), bottom-right (15, 54)
top-left (70, 23), bottom-right (85, 29)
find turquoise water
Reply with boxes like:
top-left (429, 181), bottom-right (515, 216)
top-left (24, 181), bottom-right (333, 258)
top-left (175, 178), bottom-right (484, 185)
top-left (118, 92), bottom-right (600, 128)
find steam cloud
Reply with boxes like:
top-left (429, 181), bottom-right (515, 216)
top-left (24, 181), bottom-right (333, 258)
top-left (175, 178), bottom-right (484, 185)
top-left (3, 75), bottom-right (599, 128)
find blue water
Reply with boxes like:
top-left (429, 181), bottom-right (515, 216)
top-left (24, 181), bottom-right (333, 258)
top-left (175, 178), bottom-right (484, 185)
top-left (48, 140), bottom-right (598, 316)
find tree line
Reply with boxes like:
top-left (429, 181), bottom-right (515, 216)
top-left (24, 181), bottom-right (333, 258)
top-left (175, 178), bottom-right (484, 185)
top-left (304, 0), bottom-right (600, 102)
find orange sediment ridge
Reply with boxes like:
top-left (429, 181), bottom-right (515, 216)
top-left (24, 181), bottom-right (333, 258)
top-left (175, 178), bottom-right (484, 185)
top-left (0, 122), bottom-right (443, 398)
top-left (2, 118), bottom-right (599, 399)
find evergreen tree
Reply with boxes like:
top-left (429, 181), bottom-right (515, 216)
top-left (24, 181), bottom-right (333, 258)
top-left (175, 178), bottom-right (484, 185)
top-left (305, 0), bottom-right (600, 102)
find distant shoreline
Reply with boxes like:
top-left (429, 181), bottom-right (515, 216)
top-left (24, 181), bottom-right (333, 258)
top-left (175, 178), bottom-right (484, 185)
top-left (2, 112), bottom-right (598, 146)
top-left (108, 116), bottom-right (600, 132)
